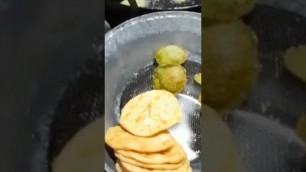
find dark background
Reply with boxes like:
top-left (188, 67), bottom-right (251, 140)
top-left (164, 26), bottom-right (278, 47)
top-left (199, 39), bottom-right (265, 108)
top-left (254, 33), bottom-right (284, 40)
top-left (0, 0), bottom-right (104, 171)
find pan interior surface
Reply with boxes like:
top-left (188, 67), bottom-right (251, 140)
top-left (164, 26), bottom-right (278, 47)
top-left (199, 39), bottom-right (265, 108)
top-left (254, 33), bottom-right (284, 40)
top-left (105, 11), bottom-right (201, 172)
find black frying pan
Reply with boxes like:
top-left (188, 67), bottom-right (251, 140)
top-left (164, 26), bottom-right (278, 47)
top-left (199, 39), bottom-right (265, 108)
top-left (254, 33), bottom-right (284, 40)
top-left (105, 0), bottom-right (201, 27)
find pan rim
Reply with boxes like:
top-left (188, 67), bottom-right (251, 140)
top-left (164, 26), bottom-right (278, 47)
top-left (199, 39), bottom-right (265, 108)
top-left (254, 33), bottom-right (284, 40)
top-left (105, 11), bottom-right (201, 63)
top-left (105, 10), bottom-right (200, 41)
top-left (108, 0), bottom-right (201, 10)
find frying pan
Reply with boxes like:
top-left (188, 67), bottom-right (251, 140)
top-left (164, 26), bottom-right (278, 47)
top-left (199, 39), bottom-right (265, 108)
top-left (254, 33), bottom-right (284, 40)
top-left (16, 1), bottom-right (306, 172)
top-left (104, 11), bottom-right (201, 172)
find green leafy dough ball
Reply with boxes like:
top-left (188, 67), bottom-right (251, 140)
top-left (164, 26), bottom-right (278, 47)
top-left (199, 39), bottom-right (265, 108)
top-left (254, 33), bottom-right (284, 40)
top-left (153, 65), bottom-right (187, 94)
top-left (155, 45), bottom-right (186, 66)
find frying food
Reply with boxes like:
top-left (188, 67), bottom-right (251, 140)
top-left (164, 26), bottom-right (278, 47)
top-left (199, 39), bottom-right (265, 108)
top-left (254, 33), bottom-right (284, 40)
top-left (115, 162), bottom-right (124, 172)
top-left (152, 45), bottom-right (188, 94)
top-left (194, 73), bottom-right (201, 85)
top-left (105, 126), bottom-right (175, 152)
top-left (115, 153), bottom-right (186, 170)
top-left (283, 45), bottom-right (306, 83)
top-left (105, 90), bottom-right (192, 172)
top-left (120, 90), bottom-right (183, 136)
top-left (116, 141), bottom-right (186, 164)
top-left (155, 45), bottom-right (187, 66)
top-left (203, 20), bottom-right (259, 114)
top-left (117, 159), bottom-right (190, 172)
top-left (153, 65), bottom-right (187, 94)
top-left (204, 0), bottom-right (256, 21)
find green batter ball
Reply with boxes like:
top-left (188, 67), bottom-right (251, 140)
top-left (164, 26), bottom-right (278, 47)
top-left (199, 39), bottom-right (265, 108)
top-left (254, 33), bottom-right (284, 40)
top-left (152, 65), bottom-right (187, 94)
top-left (155, 45), bottom-right (186, 66)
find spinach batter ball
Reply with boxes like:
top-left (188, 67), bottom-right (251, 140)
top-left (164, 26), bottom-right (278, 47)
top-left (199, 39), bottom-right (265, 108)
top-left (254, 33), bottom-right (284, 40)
top-left (155, 45), bottom-right (186, 66)
top-left (153, 65), bottom-right (187, 94)
top-left (204, 0), bottom-right (256, 22)
top-left (203, 20), bottom-right (260, 114)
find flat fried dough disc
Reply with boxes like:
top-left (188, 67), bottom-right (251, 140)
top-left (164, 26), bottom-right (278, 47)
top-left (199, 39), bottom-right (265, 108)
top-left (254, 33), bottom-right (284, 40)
top-left (115, 162), bottom-right (125, 172)
top-left (118, 159), bottom-right (190, 172)
top-left (105, 126), bottom-right (175, 153)
top-left (120, 90), bottom-right (183, 137)
top-left (52, 117), bottom-right (104, 172)
top-left (115, 152), bottom-right (186, 170)
top-left (116, 141), bottom-right (186, 164)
